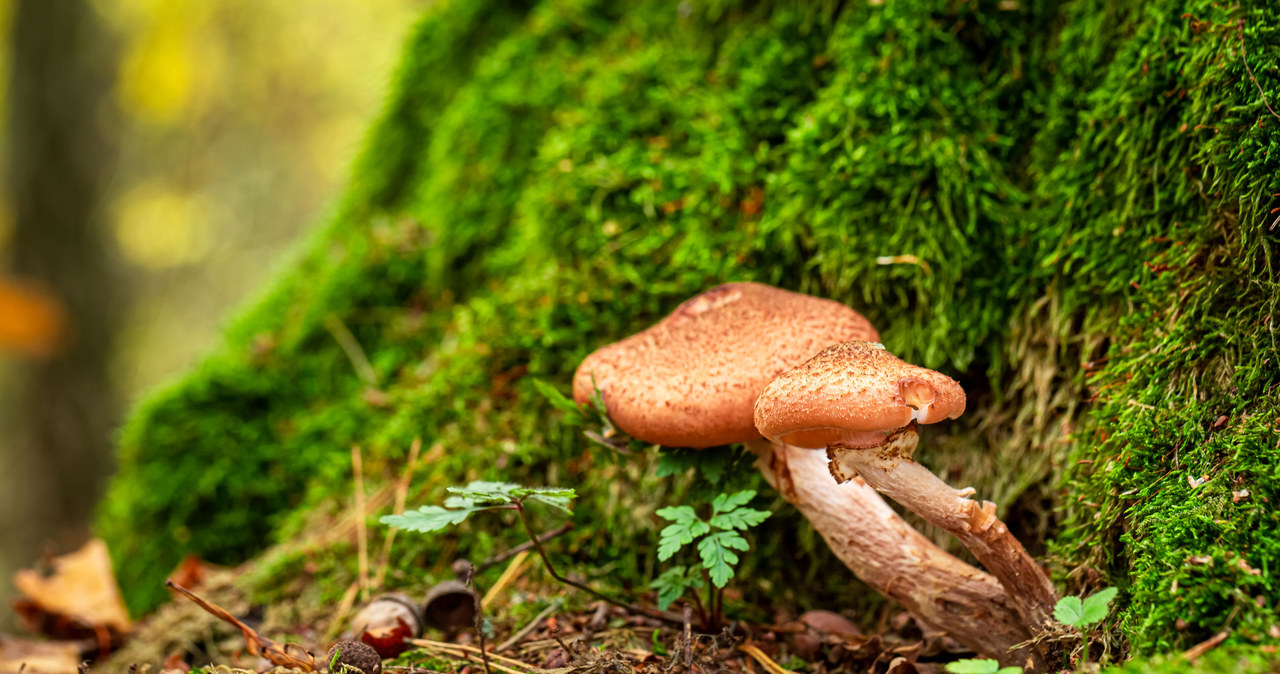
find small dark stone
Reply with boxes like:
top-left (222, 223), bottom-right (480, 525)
top-left (326, 639), bottom-right (383, 674)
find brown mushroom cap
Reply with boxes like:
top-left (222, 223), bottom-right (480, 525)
top-left (753, 341), bottom-right (965, 449)
top-left (573, 283), bottom-right (879, 448)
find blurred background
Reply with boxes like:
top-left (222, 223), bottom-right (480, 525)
top-left (0, 0), bottom-right (426, 624)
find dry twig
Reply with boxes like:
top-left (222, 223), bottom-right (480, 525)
top-left (352, 445), bottom-right (370, 603)
top-left (165, 579), bottom-right (316, 671)
top-left (375, 437), bottom-right (423, 588)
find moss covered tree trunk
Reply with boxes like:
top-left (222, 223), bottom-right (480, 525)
top-left (98, 0), bottom-right (1279, 662)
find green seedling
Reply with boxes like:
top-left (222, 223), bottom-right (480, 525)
top-left (1054, 586), bottom-right (1119, 668)
top-left (382, 480), bottom-right (629, 611)
top-left (652, 489), bottom-right (770, 626)
top-left (944, 659), bottom-right (1022, 674)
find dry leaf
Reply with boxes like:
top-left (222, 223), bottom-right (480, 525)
top-left (13, 538), bottom-right (131, 637)
top-left (0, 634), bottom-right (83, 674)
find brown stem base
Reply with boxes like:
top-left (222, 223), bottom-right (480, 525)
top-left (748, 440), bottom-right (1039, 670)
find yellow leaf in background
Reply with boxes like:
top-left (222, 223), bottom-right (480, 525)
top-left (118, 19), bottom-right (194, 123)
top-left (113, 184), bottom-right (212, 269)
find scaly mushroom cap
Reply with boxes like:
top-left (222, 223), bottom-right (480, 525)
top-left (753, 341), bottom-right (966, 450)
top-left (573, 283), bottom-right (879, 448)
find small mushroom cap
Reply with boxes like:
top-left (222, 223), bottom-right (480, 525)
top-left (573, 283), bottom-right (879, 448)
top-left (754, 341), bottom-right (965, 449)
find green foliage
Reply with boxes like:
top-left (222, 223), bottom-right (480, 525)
top-left (447, 482), bottom-right (576, 512)
top-left (648, 565), bottom-right (704, 612)
top-left (1101, 646), bottom-right (1280, 673)
top-left (650, 629), bottom-right (669, 657)
top-left (655, 446), bottom-right (758, 496)
top-left (944, 659), bottom-right (1022, 674)
top-left (1055, 587), bottom-right (1119, 628)
top-left (381, 481), bottom-right (576, 533)
top-left (655, 507), bottom-right (711, 561)
top-left (657, 490), bottom-right (770, 588)
top-left (386, 650), bottom-right (461, 673)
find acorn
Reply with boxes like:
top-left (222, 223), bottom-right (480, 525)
top-left (326, 639), bottom-right (382, 674)
top-left (349, 593), bottom-right (423, 657)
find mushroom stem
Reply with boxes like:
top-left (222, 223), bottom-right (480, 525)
top-left (827, 427), bottom-right (1059, 633)
top-left (746, 440), bottom-right (1040, 670)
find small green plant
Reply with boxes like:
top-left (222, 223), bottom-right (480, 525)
top-left (943, 659), bottom-right (1022, 674)
top-left (650, 489), bottom-right (770, 626)
top-left (649, 565), bottom-right (705, 612)
top-left (382, 481), bottom-right (576, 531)
top-left (382, 481), bottom-right (628, 610)
top-left (1054, 586), bottom-right (1119, 667)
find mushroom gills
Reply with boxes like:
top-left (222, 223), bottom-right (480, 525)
top-left (826, 427), bottom-right (919, 484)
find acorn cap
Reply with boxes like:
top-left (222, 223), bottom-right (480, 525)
top-left (753, 341), bottom-right (965, 449)
top-left (573, 283), bottom-right (879, 448)
top-left (422, 579), bottom-right (477, 630)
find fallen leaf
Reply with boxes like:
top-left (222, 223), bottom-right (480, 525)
top-left (12, 539), bottom-right (131, 638)
top-left (167, 554), bottom-right (220, 591)
top-left (161, 651), bottom-right (189, 673)
top-left (0, 634), bottom-right (83, 674)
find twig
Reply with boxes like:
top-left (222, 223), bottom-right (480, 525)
top-left (713, 587), bottom-right (723, 631)
top-left (738, 643), bottom-right (792, 674)
top-left (513, 503), bottom-right (676, 623)
top-left (463, 563), bottom-right (493, 674)
top-left (1238, 21), bottom-right (1280, 121)
top-left (409, 639), bottom-right (532, 669)
top-left (483, 550), bottom-right (531, 610)
top-left (497, 599), bottom-right (562, 652)
top-left (165, 579), bottom-right (316, 671)
top-left (409, 641), bottom-right (530, 674)
top-left (688, 587), bottom-right (709, 628)
top-left (324, 314), bottom-right (378, 386)
top-left (479, 522), bottom-right (575, 571)
top-left (682, 604), bottom-right (693, 672)
top-left (551, 626), bottom-right (576, 662)
top-left (1181, 631), bottom-right (1229, 662)
top-left (325, 580), bottom-right (363, 642)
top-left (376, 437), bottom-right (423, 588)
top-left (352, 445), bottom-right (370, 604)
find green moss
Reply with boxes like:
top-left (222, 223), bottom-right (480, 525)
top-left (1104, 647), bottom-right (1280, 673)
top-left (100, 0), bottom-right (1280, 661)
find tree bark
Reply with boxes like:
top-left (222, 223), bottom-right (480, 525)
top-left (0, 0), bottom-right (119, 622)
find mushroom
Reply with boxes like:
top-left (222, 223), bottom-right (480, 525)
top-left (573, 283), bottom-right (1033, 665)
top-left (753, 340), bottom-right (1060, 633)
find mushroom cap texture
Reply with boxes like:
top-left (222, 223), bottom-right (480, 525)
top-left (753, 341), bottom-right (966, 449)
top-left (572, 282), bottom-right (879, 448)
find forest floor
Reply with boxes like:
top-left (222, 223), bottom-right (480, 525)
top-left (108, 563), bottom-right (973, 674)
top-left (4, 533), bottom-right (997, 674)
